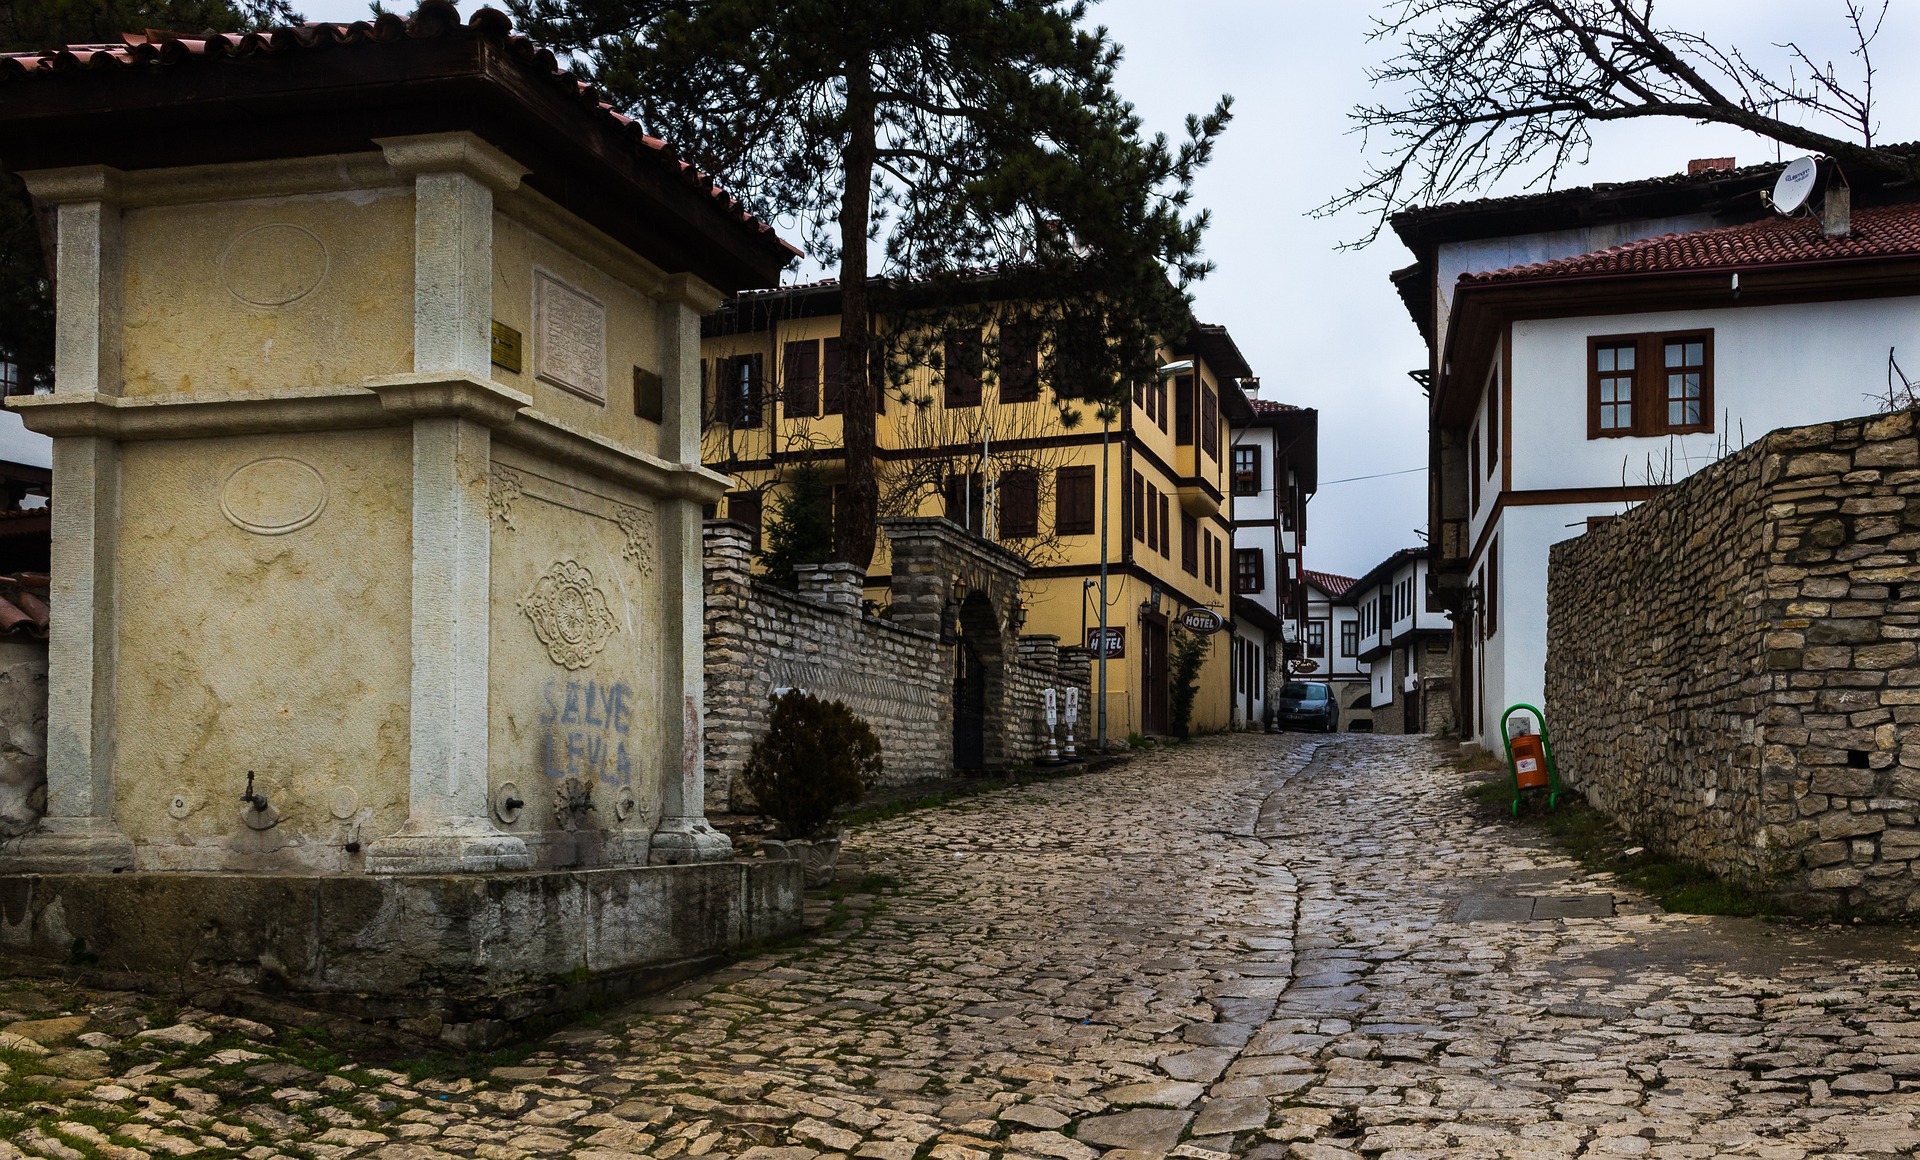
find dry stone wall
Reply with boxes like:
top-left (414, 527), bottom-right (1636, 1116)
top-left (1547, 410), bottom-right (1920, 913)
top-left (703, 520), bottom-right (1093, 813)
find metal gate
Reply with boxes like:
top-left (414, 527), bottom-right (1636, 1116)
top-left (953, 638), bottom-right (986, 770)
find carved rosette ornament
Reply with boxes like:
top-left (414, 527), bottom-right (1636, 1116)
top-left (488, 467), bottom-right (525, 530)
top-left (519, 560), bottom-right (618, 669)
top-left (616, 505), bottom-right (656, 578)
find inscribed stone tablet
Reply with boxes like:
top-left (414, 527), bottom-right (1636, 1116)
top-left (534, 270), bottom-right (608, 404)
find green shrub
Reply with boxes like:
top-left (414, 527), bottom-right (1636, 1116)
top-left (740, 692), bottom-right (883, 839)
top-left (1168, 628), bottom-right (1211, 738)
top-left (759, 461), bottom-right (837, 586)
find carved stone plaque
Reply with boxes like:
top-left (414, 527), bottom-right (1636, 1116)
top-left (534, 270), bottom-right (608, 404)
top-left (519, 559), bottom-right (618, 669)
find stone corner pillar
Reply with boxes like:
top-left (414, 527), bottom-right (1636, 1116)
top-left (363, 133), bottom-right (534, 875)
top-left (0, 167), bottom-right (133, 872)
top-left (650, 282), bottom-right (733, 868)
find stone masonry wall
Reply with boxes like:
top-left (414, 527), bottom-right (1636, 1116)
top-left (1547, 409), bottom-right (1920, 913)
top-left (704, 521), bottom-right (1094, 813)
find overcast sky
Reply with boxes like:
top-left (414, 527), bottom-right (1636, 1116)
top-left (301, 0), bottom-right (1920, 577)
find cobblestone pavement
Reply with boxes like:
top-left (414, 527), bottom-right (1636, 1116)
top-left (8, 734), bottom-right (1920, 1160)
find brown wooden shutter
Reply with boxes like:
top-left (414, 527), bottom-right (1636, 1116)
top-left (1175, 375), bottom-right (1194, 445)
top-left (783, 339), bottom-right (819, 417)
top-left (1132, 471), bottom-right (1146, 542)
top-left (1001, 324), bottom-right (1040, 403)
top-left (1181, 512), bottom-right (1198, 575)
top-left (1201, 386), bottom-right (1218, 459)
top-left (822, 337), bottom-right (844, 415)
top-left (1001, 470), bottom-right (1038, 539)
top-left (1056, 466), bottom-right (1095, 536)
top-left (945, 329), bottom-right (982, 407)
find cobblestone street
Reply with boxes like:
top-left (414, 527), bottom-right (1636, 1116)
top-left (9, 733), bottom-right (1920, 1159)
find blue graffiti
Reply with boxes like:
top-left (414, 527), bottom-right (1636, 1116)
top-left (540, 679), bottom-right (637, 784)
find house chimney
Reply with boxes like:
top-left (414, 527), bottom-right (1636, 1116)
top-left (1688, 157), bottom-right (1735, 176)
top-left (1823, 182), bottom-right (1852, 238)
top-left (1240, 376), bottom-right (1261, 399)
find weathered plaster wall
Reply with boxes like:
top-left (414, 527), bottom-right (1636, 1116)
top-left (120, 188), bottom-right (417, 396)
top-left (113, 429), bottom-right (414, 872)
top-left (486, 444), bottom-right (665, 864)
top-left (1547, 410), bottom-right (1920, 913)
top-left (490, 211), bottom-right (668, 460)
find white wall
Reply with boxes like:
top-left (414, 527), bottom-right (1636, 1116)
top-left (0, 412), bottom-right (49, 471)
top-left (1510, 297), bottom-right (1920, 493)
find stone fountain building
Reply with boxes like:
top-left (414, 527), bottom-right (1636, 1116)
top-left (0, 2), bottom-right (802, 1038)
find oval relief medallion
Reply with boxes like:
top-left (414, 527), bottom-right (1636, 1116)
top-left (220, 223), bottom-right (329, 307)
top-left (221, 457), bottom-right (328, 536)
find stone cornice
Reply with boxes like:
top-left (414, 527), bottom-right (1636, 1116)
top-left (376, 131), bottom-right (528, 192)
top-left (7, 378), bottom-right (726, 501)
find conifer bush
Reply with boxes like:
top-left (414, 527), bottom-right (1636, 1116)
top-left (740, 691), bottom-right (883, 840)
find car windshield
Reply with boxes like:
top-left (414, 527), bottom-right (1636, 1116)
top-left (1280, 682), bottom-right (1329, 701)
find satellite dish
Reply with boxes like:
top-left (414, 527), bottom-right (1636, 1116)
top-left (1772, 156), bottom-right (1819, 214)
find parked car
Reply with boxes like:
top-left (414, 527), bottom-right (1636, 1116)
top-left (1273, 681), bottom-right (1340, 732)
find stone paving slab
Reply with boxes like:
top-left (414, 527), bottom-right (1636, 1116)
top-left (5, 734), bottom-right (1920, 1160)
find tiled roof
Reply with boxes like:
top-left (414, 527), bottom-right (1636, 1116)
top-left (1303, 569), bottom-right (1357, 597)
top-left (1249, 399), bottom-right (1304, 415)
top-left (0, 1), bottom-right (796, 257)
top-left (0, 573), bottom-right (49, 640)
top-left (1462, 202), bottom-right (1920, 286)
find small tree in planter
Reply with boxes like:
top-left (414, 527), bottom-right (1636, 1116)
top-left (741, 691), bottom-right (883, 885)
top-left (1169, 628), bottom-right (1212, 740)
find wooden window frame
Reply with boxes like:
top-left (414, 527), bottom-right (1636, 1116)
top-left (1484, 537), bottom-right (1499, 639)
top-left (1200, 385), bottom-right (1219, 460)
top-left (1174, 374), bottom-right (1195, 445)
top-left (1056, 466), bottom-right (1096, 536)
top-left (1234, 548), bottom-right (1263, 594)
top-left (1157, 492), bottom-right (1170, 558)
top-left (1340, 620), bottom-right (1358, 657)
top-left (1232, 445), bottom-right (1260, 496)
top-left (1486, 367), bottom-right (1500, 474)
top-left (999, 324), bottom-right (1040, 404)
top-left (1000, 469), bottom-right (1039, 539)
top-left (1469, 427), bottom-right (1480, 512)
top-left (1181, 511), bottom-right (1198, 575)
top-left (945, 329), bottom-right (983, 409)
top-left (1307, 620), bottom-right (1326, 659)
top-left (783, 339), bottom-right (819, 418)
top-left (1587, 329), bottom-right (1714, 439)
top-left (1132, 471), bottom-right (1147, 543)
top-left (725, 490), bottom-right (762, 552)
top-left (822, 337), bottom-right (844, 415)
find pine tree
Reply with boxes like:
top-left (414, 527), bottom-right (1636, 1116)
top-left (758, 461), bottom-right (836, 588)
top-left (507, 0), bottom-right (1230, 568)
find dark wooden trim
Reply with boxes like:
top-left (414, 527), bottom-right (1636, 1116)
top-left (1500, 328), bottom-right (1512, 495)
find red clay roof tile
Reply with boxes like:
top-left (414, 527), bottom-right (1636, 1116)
top-left (0, 1), bottom-right (798, 259)
top-left (1462, 202), bottom-right (1920, 286)
top-left (1303, 569), bottom-right (1357, 598)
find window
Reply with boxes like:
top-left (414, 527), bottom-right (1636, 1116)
top-left (822, 337), bottom-right (844, 415)
top-left (1469, 429), bottom-right (1480, 512)
top-left (1056, 466), bottom-right (1095, 536)
top-left (717, 354), bottom-right (763, 428)
top-left (0, 362), bottom-right (16, 396)
top-left (1486, 368), bottom-right (1500, 475)
top-left (945, 473), bottom-right (984, 532)
top-left (1174, 374), bottom-right (1194, 445)
top-left (1484, 537), bottom-right (1499, 639)
top-left (1158, 492), bottom-right (1170, 558)
top-left (1000, 324), bottom-right (1040, 404)
top-left (1340, 620), bottom-right (1358, 657)
top-left (1233, 446), bottom-right (1260, 496)
top-left (1132, 471), bottom-right (1147, 542)
top-left (1307, 621), bottom-right (1326, 659)
top-left (1181, 512), bottom-right (1199, 575)
top-left (726, 490), bottom-right (762, 551)
top-left (1000, 470), bottom-right (1038, 539)
top-left (1234, 549), bottom-right (1264, 593)
top-left (1588, 331), bottom-right (1713, 438)
top-left (1155, 378), bottom-right (1168, 432)
top-left (1200, 385), bottom-right (1219, 459)
top-left (1211, 534), bottom-right (1223, 592)
top-left (945, 329), bottom-right (982, 408)
top-left (783, 339), bottom-right (819, 418)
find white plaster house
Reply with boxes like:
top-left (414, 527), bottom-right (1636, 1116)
top-left (1393, 156), bottom-right (1920, 748)
top-left (1228, 393), bottom-right (1316, 728)
top-left (1302, 569), bottom-right (1369, 727)
top-left (1346, 548), bottom-right (1453, 735)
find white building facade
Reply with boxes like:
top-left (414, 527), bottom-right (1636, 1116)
top-left (1396, 158), bottom-right (1920, 748)
top-left (1302, 570), bottom-right (1369, 727)
top-left (1229, 396), bottom-right (1316, 728)
top-left (1346, 549), bottom-right (1453, 735)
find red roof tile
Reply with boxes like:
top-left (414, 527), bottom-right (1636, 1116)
top-left (1303, 569), bottom-right (1357, 598)
top-left (1462, 202), bottom-right (1920, 286)
top-left (0, 1), bottom-right (797, 259)
top-left (1249, 398), bottom-right (1303, 415)
top-left (0, 573), bottom-right (49, 640)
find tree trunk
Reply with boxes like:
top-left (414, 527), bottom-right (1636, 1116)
top-left (834, 69), bottom-right (879, 568)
